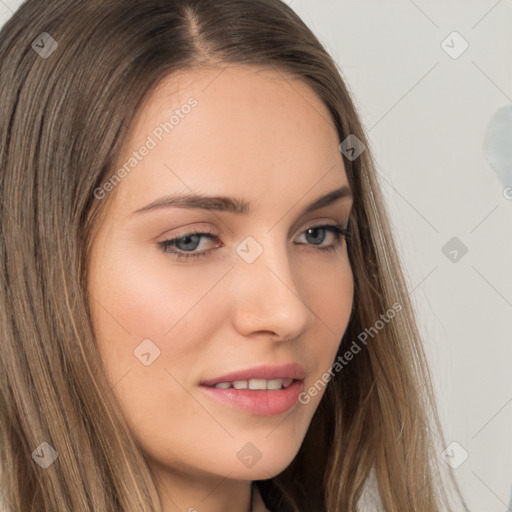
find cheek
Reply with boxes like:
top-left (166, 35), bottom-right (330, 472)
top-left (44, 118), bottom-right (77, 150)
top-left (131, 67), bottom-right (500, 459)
top-left (299, 256), bottom-right (353, 397)
top-left (87, 248), bottom-right (234, 460)
top-left (303, 252), bottom-right (353, 335)
top-left (89, 244), bottom-right (231, 345)
top-left (316, 261), bottom-right (353, 332)
top-left (86, 242), bottom-right (232, 420)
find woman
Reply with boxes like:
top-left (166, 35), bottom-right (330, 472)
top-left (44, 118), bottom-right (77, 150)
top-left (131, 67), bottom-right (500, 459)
top-left (0, 1), bottom-right (469, 511)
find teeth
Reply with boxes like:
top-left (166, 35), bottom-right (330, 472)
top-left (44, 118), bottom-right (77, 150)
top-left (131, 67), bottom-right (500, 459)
top-left (249, 379), bottom-right (267, 390)
top-left (266, 379), bottom-right (284, 390)
top-left (214, 382), bottom-right (231, 389)
top-left (212, 378), bottom-right (294, 390)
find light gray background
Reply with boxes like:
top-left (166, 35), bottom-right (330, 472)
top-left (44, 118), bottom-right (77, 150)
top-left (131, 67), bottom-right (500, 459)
top-left (1, 1), bottom-right (511, 510)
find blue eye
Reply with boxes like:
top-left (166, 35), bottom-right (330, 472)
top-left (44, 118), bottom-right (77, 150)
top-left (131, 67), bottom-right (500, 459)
top-left (158, 223), bottom-right (350, 261)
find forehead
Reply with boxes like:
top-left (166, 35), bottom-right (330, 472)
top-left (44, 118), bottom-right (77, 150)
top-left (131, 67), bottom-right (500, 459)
top-left (109, 64), bottom-right (347, 216)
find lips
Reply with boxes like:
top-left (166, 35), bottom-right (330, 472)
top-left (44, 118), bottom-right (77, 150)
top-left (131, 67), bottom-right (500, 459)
top-left (198, 364), bottom-right (306, 416)
top-left (199, 363), bottom-right (306, 387)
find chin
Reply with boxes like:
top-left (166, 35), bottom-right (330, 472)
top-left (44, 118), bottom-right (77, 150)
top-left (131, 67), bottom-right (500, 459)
top-left (224, 438), bottom-right (305, 481)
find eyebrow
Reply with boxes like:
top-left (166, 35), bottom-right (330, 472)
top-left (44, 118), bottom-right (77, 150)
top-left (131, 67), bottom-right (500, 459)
top-left (132, 185), bottom-right (352, 217)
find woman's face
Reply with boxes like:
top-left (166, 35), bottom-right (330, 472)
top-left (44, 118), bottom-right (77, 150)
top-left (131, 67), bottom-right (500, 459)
top-left (88, 65), bottom-right (353, 490)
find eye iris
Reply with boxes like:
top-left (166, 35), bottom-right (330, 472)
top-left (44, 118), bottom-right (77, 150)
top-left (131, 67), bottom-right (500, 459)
top-left (176, 234), bottom-right (201, 251)
top-left (305, 227), bottom-right (325, 245)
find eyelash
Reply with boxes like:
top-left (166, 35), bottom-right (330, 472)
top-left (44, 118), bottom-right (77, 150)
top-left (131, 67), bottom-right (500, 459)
top-left (158, 223), bottom-right (351, 261)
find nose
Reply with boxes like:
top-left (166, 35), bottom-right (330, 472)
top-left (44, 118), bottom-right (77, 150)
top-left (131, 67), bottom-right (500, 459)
top-left (229, 237), bottom-right (315, 342)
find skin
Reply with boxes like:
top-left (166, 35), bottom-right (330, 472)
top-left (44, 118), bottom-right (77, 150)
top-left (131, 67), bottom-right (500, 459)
top-left (87, 64), bottom-right (354, 512)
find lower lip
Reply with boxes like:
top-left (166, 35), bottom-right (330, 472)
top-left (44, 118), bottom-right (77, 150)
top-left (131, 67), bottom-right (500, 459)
top-left (198, 380), bottom-right (304, 416)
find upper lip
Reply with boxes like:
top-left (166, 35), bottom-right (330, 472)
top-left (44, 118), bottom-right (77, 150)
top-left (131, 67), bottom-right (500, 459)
top-left (200, 363), bottom-right (305, 387)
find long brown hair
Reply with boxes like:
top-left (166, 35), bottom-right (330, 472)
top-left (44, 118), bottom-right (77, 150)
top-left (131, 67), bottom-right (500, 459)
top-left (0, 1), bottom-right (469, 511)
